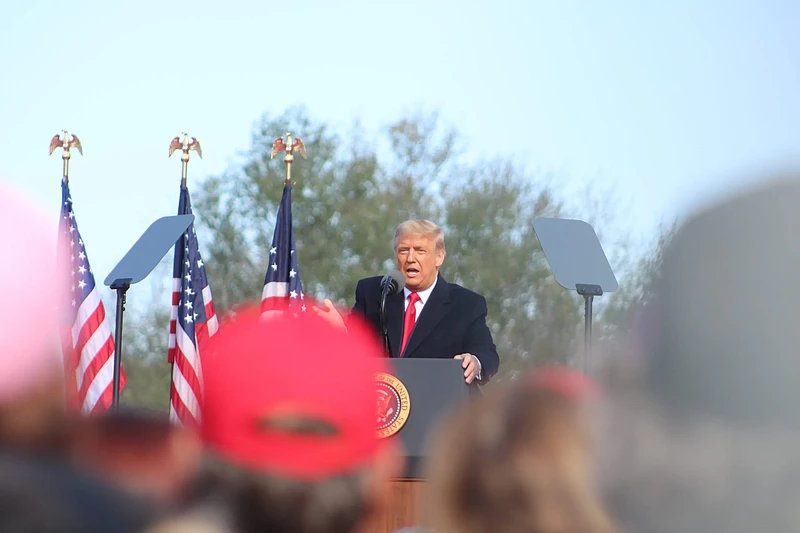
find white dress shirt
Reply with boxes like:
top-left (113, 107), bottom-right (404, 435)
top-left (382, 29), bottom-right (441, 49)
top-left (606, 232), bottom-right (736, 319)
top-left (403, 276), bottom-right (438, 317)
top-left (404, 276), bottom-right (482, 378)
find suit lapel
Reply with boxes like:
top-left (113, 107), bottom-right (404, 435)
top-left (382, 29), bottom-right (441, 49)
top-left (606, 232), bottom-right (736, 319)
top-left (403, 276), bottom-right (451, 358)
top-left (386, 291), bottom-right (404, 358)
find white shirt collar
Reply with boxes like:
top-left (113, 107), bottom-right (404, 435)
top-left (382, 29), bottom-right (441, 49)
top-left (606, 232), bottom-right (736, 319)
top-left (404, 275), bottom-right (438, 305)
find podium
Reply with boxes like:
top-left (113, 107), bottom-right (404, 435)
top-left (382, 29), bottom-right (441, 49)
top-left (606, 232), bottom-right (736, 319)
top-left (369, 358), bottom-right (469, 533)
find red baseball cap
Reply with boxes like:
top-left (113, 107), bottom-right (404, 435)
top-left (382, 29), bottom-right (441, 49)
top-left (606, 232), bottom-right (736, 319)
top-left (527, 364), bottom-right (600, 400)
top-left (200, 304), bottom-right (389, 480)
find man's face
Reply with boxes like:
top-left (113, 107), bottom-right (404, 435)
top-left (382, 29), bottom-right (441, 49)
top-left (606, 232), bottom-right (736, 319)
top-left (394, 233), bottom-right (445, 292)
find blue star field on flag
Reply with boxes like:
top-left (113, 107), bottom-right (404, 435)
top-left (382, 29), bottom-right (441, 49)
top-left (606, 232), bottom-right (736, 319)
top-left (173, 186), bottom-right (210, 341)
top-left (58, 180), bottom-right (122, 413)
top-left (168, 183), bottom-right (218, 425)
top-left (59, 182), bottom-right (96, 313)
top-left (261, 184), bottom-right (305, 313)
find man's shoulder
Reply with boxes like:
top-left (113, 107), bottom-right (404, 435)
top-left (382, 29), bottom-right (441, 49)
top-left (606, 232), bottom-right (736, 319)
top-left (444, 279), bottom-right (487, 304)
top-left (356, 276), bottom-right (383, 292)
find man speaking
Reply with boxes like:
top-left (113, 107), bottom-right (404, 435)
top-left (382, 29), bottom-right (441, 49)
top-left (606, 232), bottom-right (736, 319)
top-left (315, 220), bottom-right (499, 383)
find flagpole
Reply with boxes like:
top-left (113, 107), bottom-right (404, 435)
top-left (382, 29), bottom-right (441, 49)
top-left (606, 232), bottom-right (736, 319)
top-left (168, 133), bottom-right (202, 420)
top-left (271, 132), bottom-right (307, 186)
top-left (169, 133), bottom-right (202, 188)
top-left (50, 130), bottom-right (83, 410)
top-left (49, 130), bottom-right (83, 185)
top-left (261, 133), bottom-right (307, 314)
top-left (285, 132), bottom-right (294, 186)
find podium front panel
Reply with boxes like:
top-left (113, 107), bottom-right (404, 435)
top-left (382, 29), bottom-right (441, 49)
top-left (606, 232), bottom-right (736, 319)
top-left (384, 358), bottom-right (469, 478)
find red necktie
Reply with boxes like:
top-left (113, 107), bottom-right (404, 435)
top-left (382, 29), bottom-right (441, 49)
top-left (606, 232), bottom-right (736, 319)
top-left (400, 292), bottom-right (420, 356)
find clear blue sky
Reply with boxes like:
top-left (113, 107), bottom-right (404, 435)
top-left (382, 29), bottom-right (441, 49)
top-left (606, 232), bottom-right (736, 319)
top-left (2, 0), bottom-right (799, 297)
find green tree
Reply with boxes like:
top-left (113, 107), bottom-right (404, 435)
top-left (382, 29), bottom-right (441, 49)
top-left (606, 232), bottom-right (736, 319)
top-left (595, 220), bottom-right (678, 349)
top-left (119, 106), bottom-right (666, 407)
top-left (442, 160), bottom-right (581, 379)
top-left (194, 106), bottom-right (443, 312)
top-left (192, 106), bottom-right (600, 381)
top-left (119, 306), bottom-right (171, 412)
top-left (115, 261), bottom-right (173, 413)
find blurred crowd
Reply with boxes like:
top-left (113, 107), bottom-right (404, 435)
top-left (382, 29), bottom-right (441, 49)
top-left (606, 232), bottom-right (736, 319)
top-left (5, 173), bottom-right (800, 533)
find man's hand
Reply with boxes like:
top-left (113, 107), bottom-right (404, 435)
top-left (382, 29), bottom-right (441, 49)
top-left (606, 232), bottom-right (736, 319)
top-left (454, 353), bottom-right (480, 384)
top-left (312, 298), bottom-right (346, 330)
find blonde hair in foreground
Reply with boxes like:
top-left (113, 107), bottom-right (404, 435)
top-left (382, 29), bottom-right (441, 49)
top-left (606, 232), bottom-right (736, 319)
top-left (394, 219), bottom-right (445, 253)
top-left (424, 384), bottom-right (615, 533)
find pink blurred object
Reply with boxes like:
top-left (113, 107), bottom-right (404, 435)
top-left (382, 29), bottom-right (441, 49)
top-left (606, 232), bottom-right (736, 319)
top-left (0, 179), bottom-right (68, 403)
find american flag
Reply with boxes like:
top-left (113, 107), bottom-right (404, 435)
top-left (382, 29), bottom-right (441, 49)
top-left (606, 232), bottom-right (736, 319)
top-left (58, 181), bottom-right (123, 414)
top-left (168, 184), bottom-right (218, 426)
top-left (261, 183), bottom-right (305, 315)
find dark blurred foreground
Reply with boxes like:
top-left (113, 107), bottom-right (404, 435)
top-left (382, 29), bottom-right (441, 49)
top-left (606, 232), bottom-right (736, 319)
top-left (6, 175), bottom-right (800, 533)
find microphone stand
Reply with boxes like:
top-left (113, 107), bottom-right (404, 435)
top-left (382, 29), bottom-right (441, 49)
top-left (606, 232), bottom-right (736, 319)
top-left (379, 280), bottom-right (391, 356)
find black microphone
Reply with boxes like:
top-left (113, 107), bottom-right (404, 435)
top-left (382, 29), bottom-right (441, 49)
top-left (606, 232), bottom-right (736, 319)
top-left (380, 269), bottom-right (406, 296)
top-left (379, 269), bottom-right (405, 356)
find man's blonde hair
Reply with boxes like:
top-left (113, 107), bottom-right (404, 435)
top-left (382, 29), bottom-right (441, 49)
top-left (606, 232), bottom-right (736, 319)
top-left (394, 219), bottom-right (446, 253)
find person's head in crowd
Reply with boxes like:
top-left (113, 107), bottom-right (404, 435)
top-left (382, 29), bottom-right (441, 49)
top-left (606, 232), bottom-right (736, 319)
top-left (0, 180), bottom-right (157, 532)
top-left (528, 363), bottom-right (600, 400)
top-left (0, 446), bottom-right (160, 533)
top-left (68, 408), bottom-right (202, 507)
top-left (599, 176), bottom-right (800, 533)
top-left (0, 179), bottom-right (70, 455)
top-left (425, 365), bottom-right (613, 533)
top-left (188, 305), bottom-right (401, 533)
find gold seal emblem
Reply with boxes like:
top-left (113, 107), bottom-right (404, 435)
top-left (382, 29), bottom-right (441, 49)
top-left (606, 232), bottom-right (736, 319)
top-left (376, 372), bottom-right (410, 438)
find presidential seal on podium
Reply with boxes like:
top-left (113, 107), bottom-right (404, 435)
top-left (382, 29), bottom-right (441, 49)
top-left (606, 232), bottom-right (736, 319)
top-left (376, 372), bottom-right (410, 438)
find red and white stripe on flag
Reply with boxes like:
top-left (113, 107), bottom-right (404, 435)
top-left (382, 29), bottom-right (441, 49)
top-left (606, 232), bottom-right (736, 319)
top-left (168, 279), bottom-right (218, 426)
top-left (59, 181), bottom-right (124, 415)
top-left (63, 287), bottom-right (124, 414)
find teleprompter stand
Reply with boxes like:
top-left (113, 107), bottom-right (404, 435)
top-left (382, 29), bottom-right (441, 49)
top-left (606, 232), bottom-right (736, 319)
top-left (104, 214), bottom-right (195, 412)
top-left (533, 217), bottom-right (618, 371)
top-left (109, 277), bottom-right (131, 411)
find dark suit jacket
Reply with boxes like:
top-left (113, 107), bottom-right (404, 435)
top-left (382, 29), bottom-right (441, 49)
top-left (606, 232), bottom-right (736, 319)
top-left (351, 274), bottom-right (500, 379)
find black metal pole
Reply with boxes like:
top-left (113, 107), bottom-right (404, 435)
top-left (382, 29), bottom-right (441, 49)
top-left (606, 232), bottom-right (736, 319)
top-left (583, 294), bottom-right (593, 372)
top-left (110, 279), bottom-right (131, 413)
top-left (379, 282), bottom-right (390, 356)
